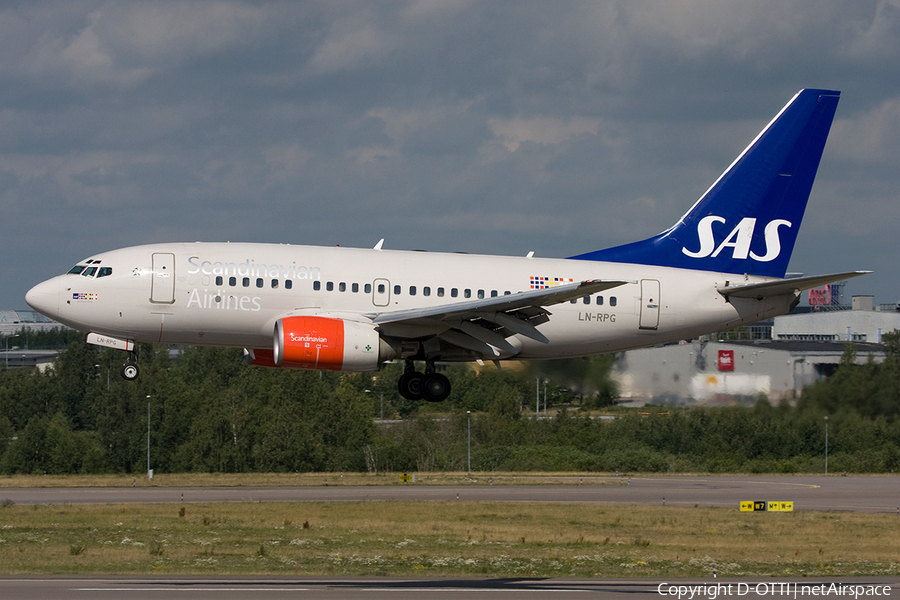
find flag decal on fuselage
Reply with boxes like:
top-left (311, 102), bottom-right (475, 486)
top-left (530, 276), bottom-right (574, 290)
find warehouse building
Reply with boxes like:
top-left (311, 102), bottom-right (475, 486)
top-left (614, 295), bottom-right (898, 406)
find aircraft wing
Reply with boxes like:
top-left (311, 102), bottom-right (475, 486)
top-left (717, 271), bottom-right (871, 300)
top-left (364, 279), bottom-right (629, 354)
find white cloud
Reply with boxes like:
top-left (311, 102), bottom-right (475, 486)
top-left (347, 145), bottom-right (395, 164)
top-left (263, 143), bottom-right (313, 177)
top-left (61, 10), bottom-right (111, 69)
top-left (831, 96), bottom-right (900, 165)
top-left (307, 12), bottom-right (397, 73)
top-left (2, 1), bottom-right (268, 87)
top-left (841, 0), bottom-right (900, 59)
top-left (487, 116), bottom-right (602, 152)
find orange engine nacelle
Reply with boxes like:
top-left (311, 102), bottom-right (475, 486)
top-left (271, 316), bottom-right (393, 372)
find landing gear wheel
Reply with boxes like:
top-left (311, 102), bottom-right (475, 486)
top-left (120, 363), bottom-right (139, 381)
top-left (398, 371), bottom-right (424, 400)
top-left (421, 372), bottom-right (451, 403)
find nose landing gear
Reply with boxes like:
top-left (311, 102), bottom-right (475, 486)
top-left (120, 362), bottom-right (139, 381)
top-left (120, 351), bottom-right (139, 381)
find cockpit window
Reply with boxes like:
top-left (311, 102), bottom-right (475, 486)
top-left (97, 267), bottom-right (113, 278)
top-left (82, 266), bottom-right (97, 278)
top-left (68, 265), bottom-right (86, 275)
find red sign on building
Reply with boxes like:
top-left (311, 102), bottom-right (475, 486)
top-left (808, 285), bottom-right (832, 306)
top-left (718, 350), bottom-right (735, 371)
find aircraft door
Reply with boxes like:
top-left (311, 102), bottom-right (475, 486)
top-left (639, 279), bottom-right (660, 330)
top-left (372, 278), bottom-right (390, 307)
top-left (150, 253), bottom-right (176, 304)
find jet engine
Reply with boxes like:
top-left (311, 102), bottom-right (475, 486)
top-left (271, 316), bottom-right (395, 372)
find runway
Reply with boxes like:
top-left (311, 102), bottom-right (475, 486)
top-left (2, 475), bottom-right (898, 512)
top-left (2, 478), bottom-right (898, 598)
top-left (0, 577), bottom-right (896, 600)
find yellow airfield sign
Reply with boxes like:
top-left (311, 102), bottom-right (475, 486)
top-left (740, 501), bottom-right (793, 512)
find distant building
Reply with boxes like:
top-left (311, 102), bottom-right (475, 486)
top-left (613, 294), bottom-right (897, 406)
top-left (1, 310), bottom-right (66, 371)
top-left (773, 296), bottom-right (900, 343)
top-left (0, 309), bottom-right (62, 338)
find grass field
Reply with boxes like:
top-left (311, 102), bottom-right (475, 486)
top-left (0, 499), bottom-right (898, 577)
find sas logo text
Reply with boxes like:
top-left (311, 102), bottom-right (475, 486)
top-left (682, 216), bottom-right (791, 263)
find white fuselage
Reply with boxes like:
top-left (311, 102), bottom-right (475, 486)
top-left (27, 242), bottom-right (795, 361)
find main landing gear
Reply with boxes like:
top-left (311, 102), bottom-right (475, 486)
top-left (398, 360), bottom-right (451, 403)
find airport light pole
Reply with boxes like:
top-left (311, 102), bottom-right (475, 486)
top-left (147, 395), bottom-right (151, 479)
top-left (95, 363), bottom-right (110, 390)
top-left (824, 415), bottom-right (829, 475)
top-left (467, 411), bottom-right (471, 474)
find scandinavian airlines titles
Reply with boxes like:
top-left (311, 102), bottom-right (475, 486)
top-left (186, 256), bottom-right (322, 280)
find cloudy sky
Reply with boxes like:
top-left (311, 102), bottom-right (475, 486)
top-left (3, 1), bottom-right (900, 309)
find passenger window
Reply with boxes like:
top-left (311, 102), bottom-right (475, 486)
top-left (477, 289), bottom-right (485, 299)
top-left (490, 290), bottom-right (497, 297)
top-left (464, 289), bottom-right (471, 298)
top-left (326, 282), bottom-right (334, 291)
top-left (393, 285), bottom-right (400, 295)
top-left (596, 296), bottom-right (604, 306)
top-left (378, 283), bottom-right (386, 293)
top-left (285, 280), bottom-right (292, 290)
top-left (256, 278), bottom-right (264, 288)
top-left (504, 291), bottom-right (511, 295)
top-left (271, 279), bottom-right (279, 289)
top-left (583, 296), bottom-right (590, 304)
top-left (216, 276), bottom-right (223, 286)
top-left (82, 267), bottom-right (97, 278)
top-left (313, 281), bottom-right (321, 291)
top-left (610, 296), bottom-right (617, 307)
top-left (365, 284), bottom-right (372, 294)
top-left (97, 267), bottom-right (113, 278)
top-left (451, 288), bottom-right (458, 298)
top-left (352, 283), bottom-right (359, 293)
top-left (68, 265), bottom-right (86, 275)
top-left (242, 277), bottom-right (250, 287)
top-left (423, 286), bottom-right (431, 297)
top-left (339, 282), bottom-right (346, 292)
top-left (437, 287), bottom-right (444, 297)
top-left (570, 299), bottom-right (577, 304)
top-left (410, 286), bottom-right (417, 296)
top-left (229, 277), bottom-right (237, 287)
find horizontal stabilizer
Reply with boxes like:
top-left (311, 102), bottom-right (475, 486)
top-left (717, 271), bottom-right (871, 300)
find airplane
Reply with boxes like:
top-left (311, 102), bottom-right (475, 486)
top-left (25, 88), bottom-right (868, 403)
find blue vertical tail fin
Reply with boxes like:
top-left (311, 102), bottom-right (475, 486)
top-left (570, 89), bottom-right (840, 278)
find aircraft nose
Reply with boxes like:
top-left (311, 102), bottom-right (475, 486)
top-left (25, 278), bottom-right (59, 318)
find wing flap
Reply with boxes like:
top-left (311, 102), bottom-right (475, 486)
top-left (438, 329), bottom-right (501, 357)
